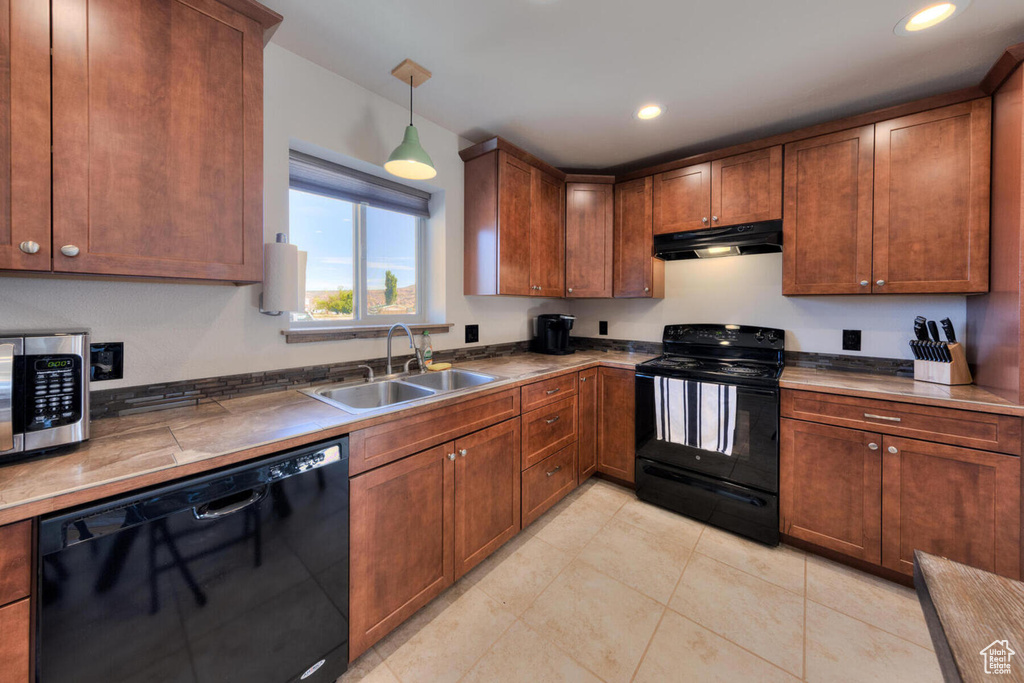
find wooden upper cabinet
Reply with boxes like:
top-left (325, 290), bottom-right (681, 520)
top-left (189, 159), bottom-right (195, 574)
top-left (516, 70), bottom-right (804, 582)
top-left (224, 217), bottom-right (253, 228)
top-left (0, 0), bottom-right (51, 272)
top-left (565, 183), bottom-right (613, 297)
top-left (881, 436), bottom-right (1020, 579)
top-left (51, 0), bottom-right (267, 282)
top-left (711, 146), bottom-right (783, 227)
top-left (872, 99), bottom-right (991, 294)
top-left (783, 127), bottom-right (874, 295)
top-left (652, 163), bottom-right (711, 234)
top-left (780, 419), bottom-right (882, 563)
top-left (530, 169), bottom-right (565, 296)
top-left (596, 366), bottom-right (636, 483)
top-left (613, 177), bottom-right (663, 298)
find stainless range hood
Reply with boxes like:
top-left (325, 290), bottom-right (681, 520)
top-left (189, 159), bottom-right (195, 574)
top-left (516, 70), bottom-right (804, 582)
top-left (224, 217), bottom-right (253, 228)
top-left (653, 220), bottom-right (782, 260)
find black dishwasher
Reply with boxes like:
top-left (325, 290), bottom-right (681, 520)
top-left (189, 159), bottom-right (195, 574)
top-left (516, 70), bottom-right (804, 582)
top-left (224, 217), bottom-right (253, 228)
top-left (37, 437), bottom-right (349, 683)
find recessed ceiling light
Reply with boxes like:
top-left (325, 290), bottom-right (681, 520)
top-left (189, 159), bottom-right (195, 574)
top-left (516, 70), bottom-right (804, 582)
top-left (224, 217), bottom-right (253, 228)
top-left (635, 104), bottom-right (663, 120)
top-left (895, 1), bottom-right (969, 35)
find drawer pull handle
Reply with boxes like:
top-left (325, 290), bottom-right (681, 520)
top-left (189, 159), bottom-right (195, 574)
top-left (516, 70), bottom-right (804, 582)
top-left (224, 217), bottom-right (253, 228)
top-left (546, 465), bottom-right (561, 477)
top-left (864, 413), bottom-right (901, 422)
top-left (545, 415), bottom-right (561, 425)
top-left (545, 388), bottom-right (561, 395)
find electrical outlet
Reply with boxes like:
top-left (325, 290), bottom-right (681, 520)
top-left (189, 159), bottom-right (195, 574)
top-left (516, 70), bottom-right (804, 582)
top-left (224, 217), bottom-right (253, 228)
top-left (465, 324), bottom-right (479, 344)
top-left (599, 321), bottom-right (608, 336)
top-left (90, 342), bottom-right (124, 381)
top-left (842, 329), bottom-right (862, 352)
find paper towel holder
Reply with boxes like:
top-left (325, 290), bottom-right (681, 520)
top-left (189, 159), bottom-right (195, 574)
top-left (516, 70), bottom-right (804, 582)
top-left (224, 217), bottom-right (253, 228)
top-left (261, 233), bottom-right (300, 317)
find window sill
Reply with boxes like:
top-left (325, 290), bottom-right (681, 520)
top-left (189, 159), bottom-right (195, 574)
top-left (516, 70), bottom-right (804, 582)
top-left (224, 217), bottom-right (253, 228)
top-left (282, 323), bottom-right (454, 344)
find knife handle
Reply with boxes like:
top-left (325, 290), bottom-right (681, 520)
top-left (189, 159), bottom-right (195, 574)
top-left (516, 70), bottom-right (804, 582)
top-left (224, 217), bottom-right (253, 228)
top-left (927, 320), bottom-right (941, 343)
top-left (939, 318), bottom-right (957, 343)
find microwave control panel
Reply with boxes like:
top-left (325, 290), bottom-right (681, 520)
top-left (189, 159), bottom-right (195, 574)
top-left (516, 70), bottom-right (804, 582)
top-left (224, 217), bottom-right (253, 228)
top-left (28, 355), bottom-right (82, 431)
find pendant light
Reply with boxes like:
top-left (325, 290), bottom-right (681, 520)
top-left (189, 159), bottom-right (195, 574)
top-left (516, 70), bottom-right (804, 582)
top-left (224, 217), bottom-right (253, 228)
top-left (385, 59), bottom-right (437, 180)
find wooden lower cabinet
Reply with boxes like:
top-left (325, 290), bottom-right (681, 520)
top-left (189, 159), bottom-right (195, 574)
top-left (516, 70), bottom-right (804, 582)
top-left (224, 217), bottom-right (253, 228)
top-left (780, 419), bottom-right (882, 563)
top-left (454, 420), bottom-right (521, 579)
top-left (577, 368), bottom-right (599, 481)
top-left (881, 436), bottom-right (1020, 579)
top-left (0, 599), bottom-right (30, 683)
top-left (522, 443), bottom-right (577, 527)
top-left (521, 396), bottom-right (577, 470)
top-left (597, 367), bottom-right (635, 484)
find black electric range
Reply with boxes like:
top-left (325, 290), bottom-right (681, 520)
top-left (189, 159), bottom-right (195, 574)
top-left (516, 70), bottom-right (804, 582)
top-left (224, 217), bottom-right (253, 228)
top-left (635, 324), bottom-right (784, 545)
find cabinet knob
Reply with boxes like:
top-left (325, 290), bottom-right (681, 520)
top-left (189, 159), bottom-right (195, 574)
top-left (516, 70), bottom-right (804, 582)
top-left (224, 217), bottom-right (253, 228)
top-left (447, 453), bottom-right (456, 461)
top-left (567, 288), bottom-right (573, 293)
top-left (711, 216), bottom-right (719, 222)
top-left (702, 217), bottom-right (708, 224)
top-left (60, 245), bottom-right (80, 257)
top-left (868, 443), bottom-right (878, 450)
top-left (19, 241), bottom-right (40, 254)
top-left (888, 446), bottom-right (898, 454)
top-left (644, 287), bottom-right (650, 292)
top-left (860, 280), bottom-right (869, 287)
top-left (876, 279), bottom-right (885, 287)
top-left (580, 376), bottom-right (587, 382)
top-left (459, 449), bottom-right (468, 457)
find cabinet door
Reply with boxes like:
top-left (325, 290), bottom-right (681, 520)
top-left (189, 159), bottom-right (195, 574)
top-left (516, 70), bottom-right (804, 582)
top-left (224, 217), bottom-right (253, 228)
top-left (872, 99), bottom-right (991, 294)
top-left (577, 368), bottom-right (599, 481)
top-left (783, 127), bottom-right (874, 295)
top-left (349, 443), bottom-right (454, 659)
top-left (530, 169), bottom-right (565, 296)
top-left (0, 599), bottom-right (30, 683)
top-left (613, 178), bottom-right (663, 298)
top-left (454, 419), bottom-right (521, 578)
top-left (565, 183), bottom-right (613, 297)
top-left (0, 0), bottom-right (50, 271)
top-left (881, 436), bottom-right (1020, 578)
top-left (711, 146), bottom-right (783, 227)
top-left (597, 367), bottom-right (635, 483)
top-left (780, 419), bottom-right (882, 562)
top-left (496, 152), bottom-right (533, 296)
top-left (52, 0), bottom-right (264, 282)
top-left (652, 163), bottom-right (711, 234)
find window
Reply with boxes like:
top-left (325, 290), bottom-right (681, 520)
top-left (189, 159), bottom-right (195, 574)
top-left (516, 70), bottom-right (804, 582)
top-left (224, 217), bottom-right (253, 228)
top-left (288, 151), bottom-right (430, 325)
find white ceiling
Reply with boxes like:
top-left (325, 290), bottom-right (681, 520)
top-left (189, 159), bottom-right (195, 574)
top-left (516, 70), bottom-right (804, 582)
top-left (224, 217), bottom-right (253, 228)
top-left (263, 0), bottom-right (1024, 170)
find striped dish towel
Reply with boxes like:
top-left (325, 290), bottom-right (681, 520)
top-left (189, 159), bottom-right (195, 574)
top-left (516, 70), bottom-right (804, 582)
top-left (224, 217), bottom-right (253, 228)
top-left (654, 377), bottom-right (738, 455)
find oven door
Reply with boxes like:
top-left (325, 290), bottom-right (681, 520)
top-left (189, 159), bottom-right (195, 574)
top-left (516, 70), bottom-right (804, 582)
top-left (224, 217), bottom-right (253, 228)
top-left (635, 373), bottom-right (779, 492)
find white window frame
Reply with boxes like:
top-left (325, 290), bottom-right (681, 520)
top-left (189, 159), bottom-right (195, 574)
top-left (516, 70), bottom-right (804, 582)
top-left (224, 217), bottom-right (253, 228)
top-left (289, 190), bottom-right (427, 328)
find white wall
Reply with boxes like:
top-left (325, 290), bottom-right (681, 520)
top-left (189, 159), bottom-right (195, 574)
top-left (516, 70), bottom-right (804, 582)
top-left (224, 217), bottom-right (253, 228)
top-left (0, 44), bottom-right (560, 390)
top-left (569, 253), bottom-right (967, 359)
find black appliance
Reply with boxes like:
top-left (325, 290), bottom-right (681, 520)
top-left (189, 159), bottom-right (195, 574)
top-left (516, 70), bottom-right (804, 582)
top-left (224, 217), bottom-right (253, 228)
top-left (37, 438), bottom-right (349, 683)
top-left (1, 331), bottom-right (89, 462)
top-left (635, 324), bottom-right (784, 545)
top-left (653, 220), bottom-right (782, 260)
top-left (532, 314), bottom-right (576, 355)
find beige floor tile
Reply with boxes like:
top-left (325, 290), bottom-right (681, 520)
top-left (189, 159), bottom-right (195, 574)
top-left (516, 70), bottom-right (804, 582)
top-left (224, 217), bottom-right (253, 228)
top-left (694, 526), bottom-right (806, 594)
top-left (572, 478), bottom-right (635, 511)
top-left (614, 498), bottom-right (705, 548)
top-left (670, 553), bottom-right (805, 677)
top-left (805, 602), bottom-right (943, 683)
top-left (338, 648), bottom-right (399, 683)
top-left (467, 533), bottom-right (572, 615)
top-left (522, 560), bottom-right (664, 683)
top-left (530, 493), bottom-right (617, 555)
top-left (462, 620), bottom-right (602, 683)
top-left (806, 555), bottom-right (933, 649)
top-left (577, 516), bottom-right (692, 603)
top-left (377, 588), bottom-right (514, 683)
top-left (635, 609), bottom-right (800, 683)
top-left (372, 590), bottom-right (455, 660)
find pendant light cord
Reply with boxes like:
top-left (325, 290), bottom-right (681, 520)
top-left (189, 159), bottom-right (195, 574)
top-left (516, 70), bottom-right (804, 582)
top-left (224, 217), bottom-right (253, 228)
top-left (409, 76), bottom-right (413, 126)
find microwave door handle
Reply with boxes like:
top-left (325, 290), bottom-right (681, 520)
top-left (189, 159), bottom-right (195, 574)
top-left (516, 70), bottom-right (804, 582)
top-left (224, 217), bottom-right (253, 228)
top-left (0, 343), bottom-right (14, 452)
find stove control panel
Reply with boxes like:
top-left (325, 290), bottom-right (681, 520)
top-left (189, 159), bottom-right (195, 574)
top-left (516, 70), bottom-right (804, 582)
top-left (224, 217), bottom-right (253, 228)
top-left (663, 324), bottom-right (784, 350)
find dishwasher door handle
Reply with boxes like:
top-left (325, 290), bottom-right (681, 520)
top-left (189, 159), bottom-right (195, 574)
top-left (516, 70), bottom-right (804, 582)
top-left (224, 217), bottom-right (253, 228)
top-left (193, 485), bottom-right (269, 521)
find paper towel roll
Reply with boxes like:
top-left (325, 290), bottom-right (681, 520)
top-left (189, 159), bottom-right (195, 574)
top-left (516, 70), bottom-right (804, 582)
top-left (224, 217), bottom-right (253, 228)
top-left (297, 250), bottom-right (308, 312)
top-left (264, 241), bottom-right (299, 312)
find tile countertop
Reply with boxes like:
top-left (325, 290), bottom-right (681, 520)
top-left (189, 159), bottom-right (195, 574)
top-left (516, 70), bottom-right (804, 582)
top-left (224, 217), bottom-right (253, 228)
top-left (781, 366), bottom-right (1024, 417)
top-left (0, 350), bottom-right (656, 525)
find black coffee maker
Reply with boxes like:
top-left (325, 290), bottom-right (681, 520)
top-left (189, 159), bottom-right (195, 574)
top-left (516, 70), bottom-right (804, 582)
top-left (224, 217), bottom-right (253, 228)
top-left (532, 314), bottom-right (576, 355)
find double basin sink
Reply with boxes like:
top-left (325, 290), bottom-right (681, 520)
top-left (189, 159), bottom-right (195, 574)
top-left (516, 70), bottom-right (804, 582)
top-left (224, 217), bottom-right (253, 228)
top-left (302, 368), bottom-right (501, 414)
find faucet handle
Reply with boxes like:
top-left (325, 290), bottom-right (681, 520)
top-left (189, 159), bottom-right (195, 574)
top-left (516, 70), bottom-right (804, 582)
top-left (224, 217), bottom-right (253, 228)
top-left (357, 364), bottom-right (374, 382)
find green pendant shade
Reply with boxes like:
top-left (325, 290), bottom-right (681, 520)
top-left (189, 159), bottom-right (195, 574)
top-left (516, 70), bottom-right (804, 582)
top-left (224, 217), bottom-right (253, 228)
top-left (385, 125), bottom-right (437, 180)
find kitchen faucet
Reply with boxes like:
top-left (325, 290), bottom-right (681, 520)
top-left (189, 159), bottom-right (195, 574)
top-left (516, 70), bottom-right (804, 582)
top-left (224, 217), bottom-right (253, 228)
top-left (386, 323), bottom-right (419, 376)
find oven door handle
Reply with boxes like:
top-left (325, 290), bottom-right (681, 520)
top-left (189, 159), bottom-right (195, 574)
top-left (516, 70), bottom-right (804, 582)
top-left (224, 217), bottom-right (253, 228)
top-left (0, 343), bottom-right (14, 453)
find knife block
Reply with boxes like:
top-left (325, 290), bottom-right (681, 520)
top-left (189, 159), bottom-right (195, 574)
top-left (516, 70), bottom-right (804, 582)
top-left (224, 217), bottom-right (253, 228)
top-left (913, 343), bottom-right (973, 386)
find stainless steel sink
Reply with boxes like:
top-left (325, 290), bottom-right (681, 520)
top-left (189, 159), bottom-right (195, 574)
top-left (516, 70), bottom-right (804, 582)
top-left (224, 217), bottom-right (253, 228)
top-left (308, 380), bottom-right (436, 413)
top-left (401, 369), bottom-right (499, 392)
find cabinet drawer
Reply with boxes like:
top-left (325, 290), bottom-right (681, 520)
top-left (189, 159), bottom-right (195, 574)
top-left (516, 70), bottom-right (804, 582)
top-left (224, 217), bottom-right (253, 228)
top-left (522, 443), bottom-right (577, 527)
top-left (0, 599), bottom-right (30, 683)
top-left (350, 389), bottom-right (520, 475)
top-left (0, 522), bottom-right (31, 607)
top-left (522, 396), bottom-right (577, 470)
top-left (521, 373), bottom-right (577, 413)
top-left (782, 390), bottom-right (1022, 455)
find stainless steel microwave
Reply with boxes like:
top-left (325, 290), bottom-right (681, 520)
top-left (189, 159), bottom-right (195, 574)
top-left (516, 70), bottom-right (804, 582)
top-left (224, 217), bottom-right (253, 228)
top-left (1, 332), bottom-right (89, 461)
